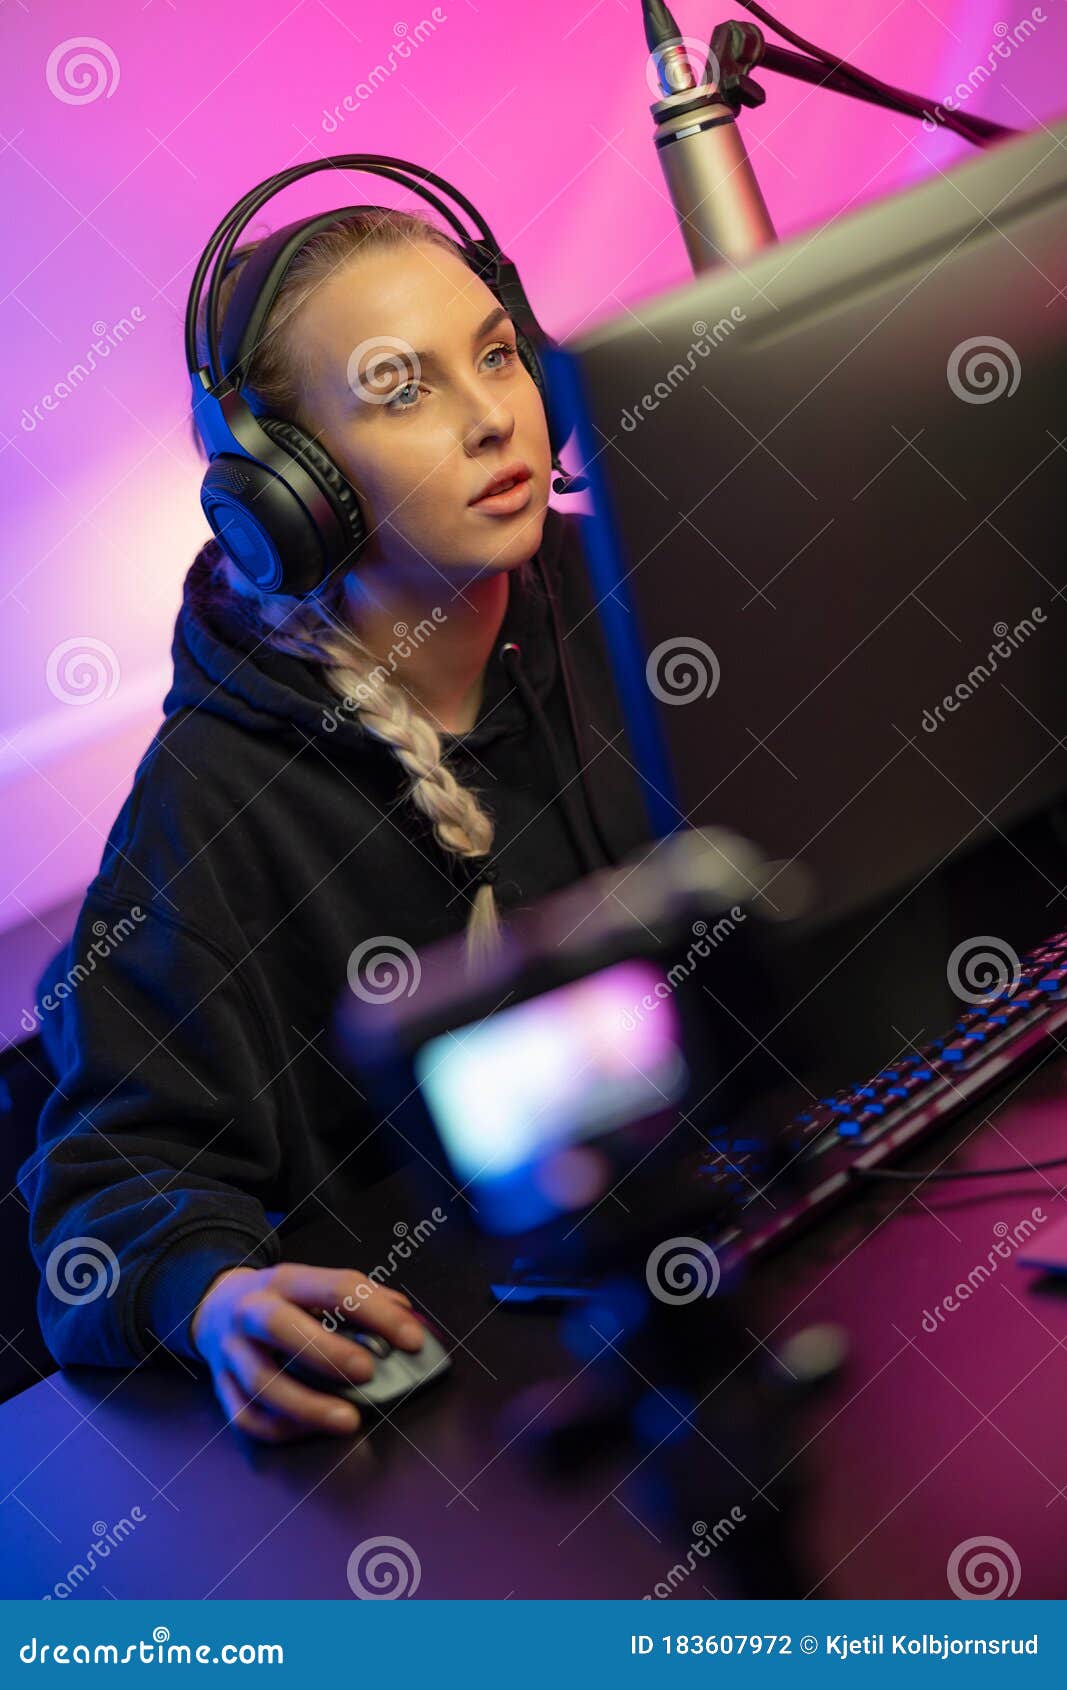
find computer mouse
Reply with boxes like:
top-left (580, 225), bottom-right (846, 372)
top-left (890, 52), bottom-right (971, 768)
top-left (283, 1315), bottom-right (452, 1415)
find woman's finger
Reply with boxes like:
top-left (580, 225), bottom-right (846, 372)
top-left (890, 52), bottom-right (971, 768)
top-left (267, 1263), bottom-right (425, 1351)
top-left (214, 1366), bottom-right (292, 1443)
top-left (335, 1277), bottom-right (426, 1351)
top-left (224, 1332), bottom-right (362, 1435)
top-left (235, 1290), bottom-right (375, 1384)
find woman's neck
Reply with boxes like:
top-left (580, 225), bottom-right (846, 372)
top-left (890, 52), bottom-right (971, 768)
top-left (341, 565), bottom-right (510, 738)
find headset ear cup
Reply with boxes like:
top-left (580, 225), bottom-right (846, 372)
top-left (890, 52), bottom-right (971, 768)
top-left (200, 420), bottom-right (367, 597)
top-left (259, 416), bottom-right (366, 553)
top-left (258, 416), bottom-right (367, 591)
top-left (200, 452), bottom-right (304, 595)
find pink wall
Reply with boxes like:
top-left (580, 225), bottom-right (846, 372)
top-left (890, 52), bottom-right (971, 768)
top-left (2, 0), bottom-right (1065, 954)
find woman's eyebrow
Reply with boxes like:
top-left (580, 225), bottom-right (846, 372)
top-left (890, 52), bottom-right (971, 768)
top-left (401, 305), bottom-right (514, 374)
top-left (348, 306), bottom-right (515, 405)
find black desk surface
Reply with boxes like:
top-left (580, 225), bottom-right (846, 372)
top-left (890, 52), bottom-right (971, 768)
top-left (3, 1055), bottom-right (1067, 1601)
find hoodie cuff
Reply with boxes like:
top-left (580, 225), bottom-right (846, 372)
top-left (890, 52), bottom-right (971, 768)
top-left (137, 1227), bottom-right (281, 1364)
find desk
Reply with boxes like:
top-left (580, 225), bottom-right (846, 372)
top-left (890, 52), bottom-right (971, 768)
top-left (3, 1056), bottom-right (1067, 1601)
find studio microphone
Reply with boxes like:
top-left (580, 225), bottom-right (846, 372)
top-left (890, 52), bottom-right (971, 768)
top-left (643, 0), bottom-right (777, 274)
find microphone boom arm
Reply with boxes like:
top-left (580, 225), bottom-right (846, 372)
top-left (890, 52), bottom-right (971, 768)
top-left (643, 2), bottom-right (1022, 277)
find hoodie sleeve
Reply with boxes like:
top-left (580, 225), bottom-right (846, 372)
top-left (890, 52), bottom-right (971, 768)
top-left (18, 887), bottom-right (284, 1370)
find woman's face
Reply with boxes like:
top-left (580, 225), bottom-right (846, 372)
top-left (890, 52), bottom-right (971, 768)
top-left (295, 239), bottom-right (554, 589)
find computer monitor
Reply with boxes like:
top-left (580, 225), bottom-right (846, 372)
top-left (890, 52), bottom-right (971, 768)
top-left (546, 115), bottom-right (1067, 1084)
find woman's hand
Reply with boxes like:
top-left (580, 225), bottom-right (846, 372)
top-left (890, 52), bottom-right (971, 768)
top-left (190, 1261), bottom-right (426, 1443)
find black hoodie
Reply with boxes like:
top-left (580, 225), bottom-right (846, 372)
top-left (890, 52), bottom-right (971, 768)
top-left (18, 505), bottom-right (654, 1371)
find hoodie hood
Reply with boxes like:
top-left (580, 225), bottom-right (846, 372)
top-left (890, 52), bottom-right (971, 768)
top-left (164, 504), bottom-right (565, 760)
top-left (163, 503), bottom-right (608, 879)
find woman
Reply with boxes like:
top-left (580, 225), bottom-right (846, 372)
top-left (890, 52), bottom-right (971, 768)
top-left (19, 204), bottom-right (652, 1442)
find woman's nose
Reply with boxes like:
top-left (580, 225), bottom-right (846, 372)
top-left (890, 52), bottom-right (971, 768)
top-left (460, 386), bottom-right (515, 453)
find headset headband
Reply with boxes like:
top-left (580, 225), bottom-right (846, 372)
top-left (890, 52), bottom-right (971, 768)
top-left (185, 155), bottom-right (507, 392)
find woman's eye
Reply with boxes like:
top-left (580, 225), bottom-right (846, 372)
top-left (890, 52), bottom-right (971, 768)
top-left (387, 380), bottom-right (421, 412)
top-left (385, 345), bottom-right (518, 412)
top-left (484, 342), bottom-right (519, 371)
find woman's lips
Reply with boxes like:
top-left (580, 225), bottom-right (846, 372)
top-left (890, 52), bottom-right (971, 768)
top-left (468, 475), bottom-right (534, 516)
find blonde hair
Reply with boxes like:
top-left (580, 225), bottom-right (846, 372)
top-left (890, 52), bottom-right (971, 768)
top-left (190, 207), bottom-right (527, 972)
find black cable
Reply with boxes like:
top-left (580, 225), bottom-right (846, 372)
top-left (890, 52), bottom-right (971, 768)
top-left (727, 0), bottom-right (1019, 149)
top-left (757, 43), bottom-right (1012, 145)
top-left (533, 547), bottom-right (617, 871)
top-left (502, 644), bottom-right (604, 878)
top-left (851, 1153), bottom-right (1067, 1183)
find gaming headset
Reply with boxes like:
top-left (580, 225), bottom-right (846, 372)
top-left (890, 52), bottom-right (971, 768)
top-left (185, 154), bottom-right (579, 598)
